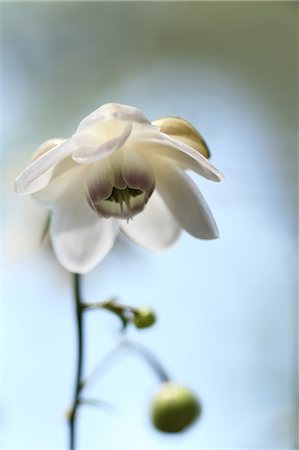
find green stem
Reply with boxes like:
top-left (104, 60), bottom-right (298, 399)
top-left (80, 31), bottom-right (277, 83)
top-left (81, 339), bottom-right (170, 392)
top-left (69, 273), bottom-right (84, 450)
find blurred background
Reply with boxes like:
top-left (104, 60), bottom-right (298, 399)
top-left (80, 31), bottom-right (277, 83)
top-left (2, 1), bottom-right (298, 449)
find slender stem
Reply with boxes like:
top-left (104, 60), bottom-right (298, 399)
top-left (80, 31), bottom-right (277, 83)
top-left (122, 340), bottom-right (170, 383)
top-left (81, 339), bottom-right (170, 392)
top-left (69, 273), bottom-right (84, 450)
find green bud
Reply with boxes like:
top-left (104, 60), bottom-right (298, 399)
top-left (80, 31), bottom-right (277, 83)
top-left (152, 117), bottom-right (210, 159)
top-left (151, 382), bottom-right (201, 433)
top-left (132, 307), bottom-right (156, 329)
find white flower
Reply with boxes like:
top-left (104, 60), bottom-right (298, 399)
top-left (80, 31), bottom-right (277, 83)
top-left (15, 103), bottom-right (223, 274)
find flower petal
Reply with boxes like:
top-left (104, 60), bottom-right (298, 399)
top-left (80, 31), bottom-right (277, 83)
top-left (72, 121), bottom-right (132, 163)
top-left (153, 161), bottom-right (219, 239)
top-left (120, 191), bottom-right (181, 250)
top-left (33, 164), bottom-right (86, 207)
top-left (121, 148), bottom-right (155, 191)
top-left (50, 182), bottom-right (118, 273)
top-left (86, 157), bottom-right (115, 205)
top-left (14, 139), bottom-right (74, 194)
top-left (135, 137), bottom-right (223, 182)
top-left (30, 138), bottom-right (66, 161)
top-left (76, 103), bottom-right (151, 132)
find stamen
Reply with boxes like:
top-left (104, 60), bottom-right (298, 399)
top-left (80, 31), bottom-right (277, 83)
top-left (92, 186), bottom-right (151, 220)
top-left (123, 190), bottom-right (131, 211)
top-left (118, 190), bottom-right (124, 214)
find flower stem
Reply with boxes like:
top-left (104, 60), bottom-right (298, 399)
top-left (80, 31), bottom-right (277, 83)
top-left (69, 273), bottom-right (84, 450)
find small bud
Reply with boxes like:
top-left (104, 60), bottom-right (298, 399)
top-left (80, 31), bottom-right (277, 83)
top-left (132, 306), bottom-right (156, 329)
top-left (151, 382), bottom-right (201, 433)
top-left (152, 117), bottom-right (210, 158)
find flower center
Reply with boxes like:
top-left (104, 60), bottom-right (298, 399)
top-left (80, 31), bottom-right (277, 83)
top-left (106, 187), bottom-right (143, 214)
top-left (86, 150), bottom-right (155, 220)
top-left (89, 185), bottom-right (154, 220)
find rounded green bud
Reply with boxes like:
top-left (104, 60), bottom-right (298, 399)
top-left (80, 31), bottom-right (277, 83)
top-left (151, 382), bottom-right (201, 433)
top-left (132, 307), bottom-right (156, 329)
top-left (152, 117), bottom-right (210, 159)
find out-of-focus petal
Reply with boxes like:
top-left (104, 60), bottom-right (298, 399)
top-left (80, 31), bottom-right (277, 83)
top-left (77, 103), bottom-right (151, 132)
top-left (50, 182), bottom-right (118, 273)
top-left (14, 139), bottom-right (74, 195)
top-left (154, 161), bottom-right (219, 239)
top-left (152, 117), bottom-right (210, 158)
top-left (33, 164), bottom-right (86, 207)
top-left (134, 138), bottom-right (223, 182)
top-left (120, 191), bottom-right (181, 250)
top-left (72, 122), bottom-right (132, 163)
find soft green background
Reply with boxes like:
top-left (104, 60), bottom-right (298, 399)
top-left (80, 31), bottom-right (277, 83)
top-left (2, 2), bottom-right (298, 449)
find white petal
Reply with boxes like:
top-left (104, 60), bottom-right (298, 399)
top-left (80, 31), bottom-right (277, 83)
top-left (120, 190), bottom-right (181, 250)
top-left (50, 182), bottom-right (118, 273)
top-left (72, 121), bottom-right (132, 163)
top-left (15, 139), bottom-right (74, 194)
top-left (86, 158), bottom-right (115, 209)
top-left (77, 103), bottom-right (151, 132)
top-left (154, 162), bottom-right (219, 239)
top-left (109, 151), bottom-right (127, 189)
top-left (33, 164), bottom-right (86, 207)
top-left (30, 138), bottom-right (66, 161)
top-left (121, 148), bottom-right (155, 191)
top-left (135, 137), bottom-right (223, 182)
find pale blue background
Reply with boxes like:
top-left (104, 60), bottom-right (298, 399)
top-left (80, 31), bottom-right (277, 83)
top-left (2, 2), bottom-right (298, 449)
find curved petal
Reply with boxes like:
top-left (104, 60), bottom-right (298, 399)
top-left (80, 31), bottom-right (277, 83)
top-left (50, 182), bottom-right (118, 273)
top-left (153, 161), bottom-right (219, 239)
top-left (86, 158), bottom-right (115, 204)
top-left (72, 122), bottom-right (132, 163)
top-left (121, 148), bottom-right (155, 191)
top-left (77, 103), bottom-right (151, 132)
top-left (120, 190), bottom-right (181, 250)
top-left (30, 138), bottom-right (66, 161)
top-left (109, 151), bottom-right (127, 189)
top-left (14, 139), bottom-right (74, 194)
top-left (135, 137), bottom-right (223, 182)
top-left (33, 164), bottom-right (86, 207)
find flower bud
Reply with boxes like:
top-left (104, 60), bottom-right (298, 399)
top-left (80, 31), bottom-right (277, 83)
top-left (151, 382), bottom-right (201, 433)
top-left (132, 306), bottom-right (156, 329)
top-left (153, 117), bottom-right (210, 158)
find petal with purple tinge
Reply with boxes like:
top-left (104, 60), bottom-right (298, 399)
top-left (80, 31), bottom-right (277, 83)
top-left (86, 158), bottom-right (115, 207)
top-left (121, 148), bottom-right (155, 191)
